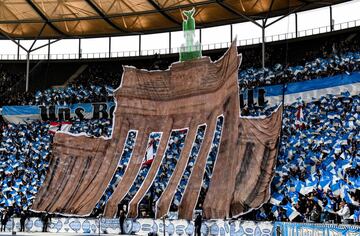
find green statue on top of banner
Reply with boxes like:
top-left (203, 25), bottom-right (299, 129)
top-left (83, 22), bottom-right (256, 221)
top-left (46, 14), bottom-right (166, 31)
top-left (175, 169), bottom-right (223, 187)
top-left (179, 8), bottom-right (202, 62)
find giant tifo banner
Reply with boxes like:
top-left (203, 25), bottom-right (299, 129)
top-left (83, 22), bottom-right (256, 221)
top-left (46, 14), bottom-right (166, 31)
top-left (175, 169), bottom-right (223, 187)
top-left (240, 71), bottom-right (360, 110)
top-left (30, 42), bottom-right (282, 219)
top-left (1, 102), bottom-right (115, 124)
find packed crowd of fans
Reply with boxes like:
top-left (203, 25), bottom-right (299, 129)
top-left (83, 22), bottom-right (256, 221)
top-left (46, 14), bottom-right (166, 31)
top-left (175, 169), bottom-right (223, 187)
top-left (239, 33), bottom-right (360, 88)
top-left (94, 130), bottom-right (137, 212)
top-left (170, 125), bottom-right (206, 212)
top-left (139, 129), bottom-right (188, 217)
top-left (0, 65), bottom-right (120, 107)
top-left (33, 65), bottom-right (121, 106)
top-left (69, 118), bottom-right (112, 137)
top-left (0, 121), bottom-right (51, 214)
top-left (33, 85), bottom-right (113, 106)
top-left (242, 92), bottom-right (360, 224)
top-left (239, 49), bottom-right (360, 88)
top-left (0, 68), bottom-right (26, 107)
top-left (120, 132), bottom-right (161, 217)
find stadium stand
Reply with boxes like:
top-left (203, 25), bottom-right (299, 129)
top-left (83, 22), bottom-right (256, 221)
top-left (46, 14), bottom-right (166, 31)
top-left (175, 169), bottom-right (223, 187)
top-left (0, 121), bottom-right (51, 212)
top-left (0, 31), bottom-right (359, 224)
top-left (242, 92), bottom-right (360, 223)
top-left (0, 3), bottom-right (359, 235)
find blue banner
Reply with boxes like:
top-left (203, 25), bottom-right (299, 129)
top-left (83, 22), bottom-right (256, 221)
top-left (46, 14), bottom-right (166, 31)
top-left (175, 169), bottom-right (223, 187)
top-left (1, 102), bottom-right (116, 123)
top-left (240, 71), bottom-right (360, 109)
top-left (274, 222), bottom-right (360, 236)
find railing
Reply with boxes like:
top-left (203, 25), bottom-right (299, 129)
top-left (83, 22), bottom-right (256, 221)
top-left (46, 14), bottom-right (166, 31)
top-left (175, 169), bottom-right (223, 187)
top-left (0, 18), bottom-right (359, 61)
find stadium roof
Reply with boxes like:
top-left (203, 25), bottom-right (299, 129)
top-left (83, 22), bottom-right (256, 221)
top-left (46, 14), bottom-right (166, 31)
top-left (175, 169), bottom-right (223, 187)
top-left (0, 0), bottom-right (350, 39)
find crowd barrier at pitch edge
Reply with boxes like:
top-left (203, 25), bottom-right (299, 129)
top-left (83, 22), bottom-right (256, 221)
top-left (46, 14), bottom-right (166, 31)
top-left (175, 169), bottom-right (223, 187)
top-left (1, 217), bottom-right (359, 235)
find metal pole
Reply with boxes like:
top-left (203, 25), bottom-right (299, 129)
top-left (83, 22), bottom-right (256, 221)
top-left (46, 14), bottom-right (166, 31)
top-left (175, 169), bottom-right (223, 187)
top-left (79, 38), bottom-right (82, 59)
top-left (12, 215), bottom-right (14, 234)
top-left (17, 40), bottom-right (20, 60)
top-left (262, 20), bottom-right (265, 69)
top-left (139, 35), bottom-right (142, 56)
top-left (169, 31), bottom-right (171, 54)
top-left (162, 216), bottom-right (166, 236)
top-left (295, 13), bottom-right (298, 37)
top-left (199, 28), bottom-right (202, 44)
top-left (98, 214), bottom-right (102, 236)
top-left (26, 52), bottom-right (30, 92)
top-left (330, 6), bottom-right (333, 31)
top-left (109, 37), bottom-right (111, 58)
top-left (48, 39), bottom-right (51, 60)
top-left (230, 24), bottom-right (233, 42)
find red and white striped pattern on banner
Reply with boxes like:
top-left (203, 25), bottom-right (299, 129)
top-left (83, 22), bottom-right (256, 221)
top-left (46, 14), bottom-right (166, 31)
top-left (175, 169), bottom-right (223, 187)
top-left (49, 121), bottom-right (72, 134)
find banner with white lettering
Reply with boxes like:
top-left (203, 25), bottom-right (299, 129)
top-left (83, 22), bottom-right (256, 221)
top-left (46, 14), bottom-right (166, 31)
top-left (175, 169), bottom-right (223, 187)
top-left (274, 222), bottom-right (360, 236)
top-left (1, 102), bottom-right (116, 124)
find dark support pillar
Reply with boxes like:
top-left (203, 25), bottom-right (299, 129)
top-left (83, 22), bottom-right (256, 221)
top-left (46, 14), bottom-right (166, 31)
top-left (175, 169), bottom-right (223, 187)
top-left (262, 20), bottom-right (266, 69)
top-left (139, 35), bottom-right (142, 56)
top-left (26, 52), bottom-right (30, 92)
top-left (295, 13), bottom-right (298, 38)
top-left (78, 39), bottom-right (81, 59)
top-left (330, 6), bottom-right (333, 31)
top-left (199, 28), bottom-right (202, 44)
top-left (169, 32), bottom-right (171, 54)
top-left (230, 24), bottom-right (233, 42)
top-left (17, 40), bottom-right (20, 60)
top-left (48, 39), bottom-right (51, 60)
top-left (109, 37), bottom-right (111, 58)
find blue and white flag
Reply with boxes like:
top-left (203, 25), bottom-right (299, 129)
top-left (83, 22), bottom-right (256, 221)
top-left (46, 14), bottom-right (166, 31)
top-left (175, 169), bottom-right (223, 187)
top-left (283, 202), bottom-right (300, 221)
top-left (270, 192), bottom-right (284, 205)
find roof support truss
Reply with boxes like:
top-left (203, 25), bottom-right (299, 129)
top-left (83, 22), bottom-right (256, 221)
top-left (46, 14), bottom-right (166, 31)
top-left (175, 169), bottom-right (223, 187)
top-left (25, 0), bottom-right (66, 36)
top-left (147, 0), bottom-right (181, 25)
top-left (84, 0), bottom-right (127, 33)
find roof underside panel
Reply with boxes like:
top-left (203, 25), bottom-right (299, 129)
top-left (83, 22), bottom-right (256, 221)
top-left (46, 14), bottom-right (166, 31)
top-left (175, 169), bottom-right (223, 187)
top-left (0, 0), bottom-right (40, 21)
top-left (0, 0), bottom-right (351, 39)
top-left (32, 0), bottom-right (98, 19)
top-left (0, 23), bottom-right (59, 38)
top-left (167, 3), bottom-right (237, 24)
top-left (92, 0), bottom-right (155, 14)
top-left (52, 19), bottom-right (119, 36)
top-left (112, 13), bottom-right (175, 31)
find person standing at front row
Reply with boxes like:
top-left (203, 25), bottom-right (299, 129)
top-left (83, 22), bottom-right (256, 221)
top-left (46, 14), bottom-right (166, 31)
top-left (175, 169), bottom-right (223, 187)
top-left (119, 209), bottom-right (126, 234)
top-left (20, 210), bottom-right (28, 232)
top-left (194, 213), bottom-right (202, 236)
